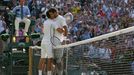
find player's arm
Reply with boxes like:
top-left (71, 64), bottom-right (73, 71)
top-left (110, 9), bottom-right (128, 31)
top-left (63, 26), bottom-right (68, 36)
top-left (53, 21), bottom-right (65, 34)
top-left (61, 17), bottom-right (68, 36)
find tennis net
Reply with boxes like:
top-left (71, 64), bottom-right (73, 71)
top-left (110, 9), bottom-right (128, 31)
top-left (29, 26), bottom-right (134, 75)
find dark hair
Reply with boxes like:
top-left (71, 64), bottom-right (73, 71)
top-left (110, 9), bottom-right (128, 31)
top-left (48, 7), bottom-right (58, 13)
top-left (42, 15), bottom-right (46, 19)
top-left (19, 0), bottom-right (25, 2)
top-left (46, 10), bottom-right (50, 18)
top-left (46, 8), bottom-right (58, 18)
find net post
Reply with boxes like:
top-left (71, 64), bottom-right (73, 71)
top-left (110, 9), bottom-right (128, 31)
top-left (28, 46), bottom-right (33, 75)
top-left (65, 48), bottom-right (68, 75)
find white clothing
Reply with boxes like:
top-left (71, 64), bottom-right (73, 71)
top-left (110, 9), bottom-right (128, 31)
top-left (38, 70), bottom-right (42, 75)
top-left (64, 12), bottom-right (74, 24)
top-left (130, 9), bottom-right (134, 18)
top-left (41, 7), bottom-right (48, 15)
top-left (0, 20), bottom-right (5, 33)
top-left (41, 42), bottom-right (53, 58)
top-left (42, 19), bottom-right (58, 42)
top-left (124, 0), bottom-right (128, 4)
top-left (53, 15), bottom-right (67, 42)
top-left (41, 19), bottom-right (58, 58)
top-left (52, 15), bottom-right (67, 75)
top-left (99, 48), bottom-right (111, 59)
top-left (47, 71), bottom-right (52, 75)
top-left (52, 15), bottom-right (67, 65)
top-left (15, 17), bottom-right (31, 32)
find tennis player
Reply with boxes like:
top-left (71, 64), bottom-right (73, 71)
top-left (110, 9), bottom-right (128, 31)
top-left (38, 10), bottom-right (64, 75)
top-left (47, 7), bottom-right (68, 75)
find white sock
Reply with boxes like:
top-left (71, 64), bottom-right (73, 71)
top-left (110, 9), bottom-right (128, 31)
top-left (38, 70), bottom-right (42, 75)
top-left (47, 71), bottom-right (52, 75)
top-left (58, 70), bottom-right (63, 75)
top-left (81, 72), bottom-right (86, 75)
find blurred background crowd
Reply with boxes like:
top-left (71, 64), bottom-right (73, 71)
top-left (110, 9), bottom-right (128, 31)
top-left (0, 0), bottom-right (134, 43)
top-left (0, 0), bottom-right (134, 74)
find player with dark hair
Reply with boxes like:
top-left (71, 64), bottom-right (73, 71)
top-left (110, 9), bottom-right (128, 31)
top-left (38, 10), bottom-right (65, 75)
top-left (47, 7), bottom-right (68, 75)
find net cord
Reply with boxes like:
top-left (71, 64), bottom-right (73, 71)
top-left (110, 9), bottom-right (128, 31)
top-left (30, 26), bottom-right (134, 49)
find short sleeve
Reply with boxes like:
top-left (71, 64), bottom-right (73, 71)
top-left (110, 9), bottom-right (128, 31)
top-left (60, 16), bottom-right (67, 27)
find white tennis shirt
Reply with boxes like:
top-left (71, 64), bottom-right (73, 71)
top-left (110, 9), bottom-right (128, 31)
top-left (42, 19), bottom-right (58, 42)
top-left (53, 15), bottom-right (67, 42)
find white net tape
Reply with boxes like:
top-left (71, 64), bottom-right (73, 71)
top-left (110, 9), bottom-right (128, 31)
top-left (30, 26), bottom-right (134, 75)
top-left (30, 26), bottom-right (134, 49)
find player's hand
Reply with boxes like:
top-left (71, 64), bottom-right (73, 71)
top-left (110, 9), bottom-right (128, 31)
top-left (57, 28), bottom-right (64, 34)
top-left (63, 32), bottom-right (67, 36)
top-left (63, 26), bottom-right (68, 36)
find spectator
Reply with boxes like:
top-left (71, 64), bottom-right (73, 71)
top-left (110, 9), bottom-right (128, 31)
top-left (3, 7), bottom-right (15, 32)
top-left (1, 0), bottom-right (134, 43)
top-left (64, 9), bottom-right (74, 24)
top-left (129, 7), bottom-right (134, 18)
top-left (131, 61), bottom-right (134, 74)
top-left (0, 15), bottom-right (6, 35)
top-left (47, 8), bottom-right (68, 75)
top-left (80, 27), bottom-right (92, 40)
top-left (12, 0), bottom-right (31, 36)
top-left (34, 14), bottom-right (45, 33)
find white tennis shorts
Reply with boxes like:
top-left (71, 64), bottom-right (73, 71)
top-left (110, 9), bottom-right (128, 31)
top-left (53, 37), bottom-right (63, 60)
top-left (41, 42), bottom-right (53, 58)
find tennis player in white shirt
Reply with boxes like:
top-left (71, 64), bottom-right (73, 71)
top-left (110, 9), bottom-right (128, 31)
top-left (47, 7), bottom-right (68, 75)
top-left (38, 10), bottom-right (64, 75)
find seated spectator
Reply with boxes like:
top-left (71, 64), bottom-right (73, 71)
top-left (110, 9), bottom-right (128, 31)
top-left (0, 15), bottom-right (6, 35)
top-left (129, 8), bottom-right (134, 18)
top-left (80, 27), bottom-right (91, 40)
top-left (34, 14), bottom-right (45, 33)
top-left (12, 0), bottom-right (31, 36)
top-left (3, 7), bottom-right (15, 31)
top-left (64, 9), bottom-right (74, 24)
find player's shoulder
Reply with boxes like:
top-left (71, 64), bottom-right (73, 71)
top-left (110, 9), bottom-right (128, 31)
top-left (45, 19), bottom-right (52, 21)
top-left (57, 15), bottom-right (65, 19)
top-left (56, 15), bottom-right (66, 22)
top-left (43, 19), bottom-right (48, 24)
top-left (43, 19), bottom-right (52, 24)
